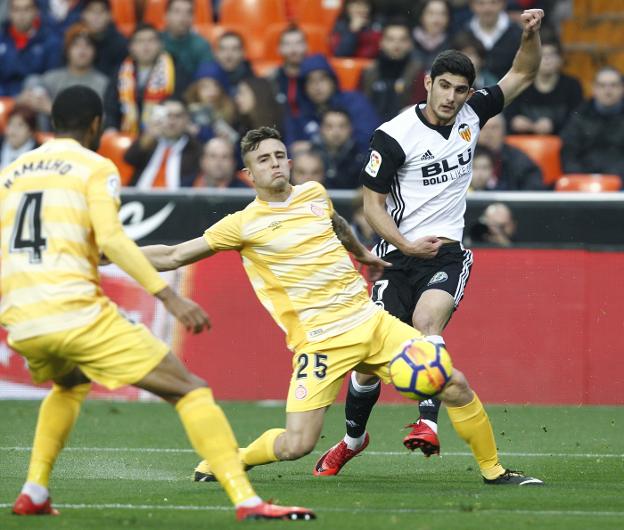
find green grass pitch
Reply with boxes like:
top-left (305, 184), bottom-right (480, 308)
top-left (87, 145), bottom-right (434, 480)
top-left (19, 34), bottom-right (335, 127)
top-left (1, 400), bottom-right (623, 529)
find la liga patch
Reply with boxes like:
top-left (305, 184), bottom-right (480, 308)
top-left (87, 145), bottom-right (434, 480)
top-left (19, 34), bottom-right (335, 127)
top-left (365, 150), bottom-right (382, 177)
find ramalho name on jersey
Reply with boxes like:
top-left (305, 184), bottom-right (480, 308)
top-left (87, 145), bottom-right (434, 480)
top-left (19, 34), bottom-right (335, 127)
top-left (360, 85), bottom-right (505, 257)
top-left (0, 139), bottom-right (121, 340)
top-left (203, 181), bottom-right (379, 351)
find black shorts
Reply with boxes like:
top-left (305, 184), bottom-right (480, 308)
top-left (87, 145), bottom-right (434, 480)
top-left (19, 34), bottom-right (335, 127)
top-left (371, 242), bottom-right (473, 324)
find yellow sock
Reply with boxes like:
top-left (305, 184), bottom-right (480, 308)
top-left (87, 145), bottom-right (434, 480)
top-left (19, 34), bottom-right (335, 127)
top-left (446, 392), bottom-right (505, 480)
top-left (26, 383), bottom-right (91, 487)
top-left (239, 428), bottom-right (285, 467)
top-left (176, 387), bottom-right (256, 505)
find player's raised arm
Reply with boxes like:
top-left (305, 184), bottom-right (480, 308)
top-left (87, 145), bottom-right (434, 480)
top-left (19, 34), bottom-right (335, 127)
top-left (141, 237), bottom-right (215, 271)
top-left (498, 9), bottom-right (544, 107)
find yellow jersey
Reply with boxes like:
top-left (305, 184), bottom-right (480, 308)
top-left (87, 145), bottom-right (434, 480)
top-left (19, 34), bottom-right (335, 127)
top-left (0, 138), bottom-right (166, 341)
top-left (204, 181), bottom-right (379, 351)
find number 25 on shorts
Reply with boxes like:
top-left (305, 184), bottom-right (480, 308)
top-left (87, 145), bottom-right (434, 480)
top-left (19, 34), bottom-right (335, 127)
top-left (296, 353), bottom-right (328, 380)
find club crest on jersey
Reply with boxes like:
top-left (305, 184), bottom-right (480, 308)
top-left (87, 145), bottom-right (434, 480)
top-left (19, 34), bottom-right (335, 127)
top-left (310, 204), bottom-right (324, 217)
top-left (295, 385), bottom-right (308, 400)
top-left (365, 150), bottom-right (382, 177)
top-left (428, 271), bottom-right (448, 286)
top-left (458, 123), bottom-right (471, 142)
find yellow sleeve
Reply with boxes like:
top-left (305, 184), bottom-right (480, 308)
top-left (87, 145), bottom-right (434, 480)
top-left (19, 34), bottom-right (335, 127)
top-left (309, 181), bottom-right (335, 216)
top-left (203, 211), bottom-right (244, 252)
top-left (87, 161), bottom-right (168, 295)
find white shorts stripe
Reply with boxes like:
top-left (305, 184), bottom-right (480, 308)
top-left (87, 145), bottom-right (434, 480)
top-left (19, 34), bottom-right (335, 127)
top-left (453, 247), bottom-right (473, 307)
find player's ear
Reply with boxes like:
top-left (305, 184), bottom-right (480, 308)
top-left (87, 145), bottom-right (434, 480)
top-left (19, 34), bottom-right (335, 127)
top-left (424, 74), bottom-right (432, 93)
top-left (467, 87), bottom-right (475, 99)
top-left (242, 167), bottom-right (254, 183)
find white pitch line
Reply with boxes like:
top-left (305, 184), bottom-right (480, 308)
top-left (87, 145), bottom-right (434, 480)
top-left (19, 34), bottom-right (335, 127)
top-left (1, 447), bottom-right (622, 458)
top-left (0, 503), bottom-right (622, 518)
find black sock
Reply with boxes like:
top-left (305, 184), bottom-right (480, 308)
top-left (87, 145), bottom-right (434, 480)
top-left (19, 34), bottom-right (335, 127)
top-left (345, 374), bottom-right (381, 438)
top-left (418, 397), bottom-right (441, 423)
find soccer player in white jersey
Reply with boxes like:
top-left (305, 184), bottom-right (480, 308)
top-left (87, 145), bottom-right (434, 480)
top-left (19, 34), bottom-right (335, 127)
top-left (142, 126), bottom-right (542, 486)
top-left (316, 9), bottom-right (545, 470)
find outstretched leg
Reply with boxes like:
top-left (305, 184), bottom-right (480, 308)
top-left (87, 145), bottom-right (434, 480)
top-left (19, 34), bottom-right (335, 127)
top-left (13, 369), bottom-right (91, 516)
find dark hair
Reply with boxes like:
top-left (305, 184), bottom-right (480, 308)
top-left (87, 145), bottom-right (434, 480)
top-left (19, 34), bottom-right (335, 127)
top-left (430, 49), bottom-right (476, 86)
top-left (237, 77), bottom-right (284, 132)
top-left (240, 127), bottom-right (282, 159)
top-left (51, 86), bottom-right (103, 133)
top-left (83, 0), bottom-right (110, 10)
top-left (279, 23), bottom-right (306, 44)
top-left (64, 22), bottom-right (96, 56)
top-left (218, 30), bottom-right (244, 47)
top-left (474, 145), bottom-right (495, 163)
top-left (382, 17), bottom-right (411, 35)
top-left (540, 27), bottom-right (562, 55)
top-left (338, 0), bottom-right (374, 22)
top-left (320, 107), bottom-right (351, 124)
top-left (131, 23), bottom-right (160, 41)
top-left (167, 0), bottom-right (193, 10)
top-left (450, 32), bottom-right (486, 60)
top-left (8, 104), bottom-right (37, 133)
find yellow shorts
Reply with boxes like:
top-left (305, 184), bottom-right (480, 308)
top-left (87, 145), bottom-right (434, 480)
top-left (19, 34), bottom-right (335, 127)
top-left (8, 301), bottom-right (169, 390)
top-left (286, 310), bottom-right (422, 412)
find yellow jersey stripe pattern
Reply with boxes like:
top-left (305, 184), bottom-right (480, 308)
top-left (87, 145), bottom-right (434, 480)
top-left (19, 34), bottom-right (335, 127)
top-left (204, 181), bottom-right (379, 350)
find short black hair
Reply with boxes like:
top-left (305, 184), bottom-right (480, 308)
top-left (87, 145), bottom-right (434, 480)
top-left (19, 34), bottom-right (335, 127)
top-left (131, 23), bottom-right (160, 41)
top-left (430, 49), bottom-right (476, 86)
top-left (240, 127), bottom-right (282, 160)
top-left (320, 107), bottom-right (351, 124)
top-left (51, 86), bottom-right (103, 133)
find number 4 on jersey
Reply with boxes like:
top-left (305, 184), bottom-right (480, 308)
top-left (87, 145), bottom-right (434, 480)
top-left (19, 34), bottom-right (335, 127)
top-left (10, 192), bottom-right (47, 263)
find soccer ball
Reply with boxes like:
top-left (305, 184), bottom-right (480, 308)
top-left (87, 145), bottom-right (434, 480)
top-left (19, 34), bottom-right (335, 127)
top-left (389, 338), bottom-right (453, 400)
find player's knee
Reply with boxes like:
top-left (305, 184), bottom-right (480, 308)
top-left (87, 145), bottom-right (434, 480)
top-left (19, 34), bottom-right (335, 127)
top-left (280, 432), bottom-right (317, 460)
top-left (412, 310), bottom-right (439, 336)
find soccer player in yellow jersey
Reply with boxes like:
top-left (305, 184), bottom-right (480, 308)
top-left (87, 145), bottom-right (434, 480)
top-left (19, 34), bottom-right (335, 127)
top-left (142, 127), bottom-right (543, 487)
top-left (2, 87), bottom-right (315, 521)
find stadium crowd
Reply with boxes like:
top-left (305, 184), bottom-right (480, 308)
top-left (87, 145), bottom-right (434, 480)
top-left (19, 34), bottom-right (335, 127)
top-left (0, 0), bottom-right (622, 192)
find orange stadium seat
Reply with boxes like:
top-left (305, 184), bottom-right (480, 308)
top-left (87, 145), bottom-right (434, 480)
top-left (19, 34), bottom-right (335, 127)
top-left (193, 0), bottom-right (214, 29)
top-left (0, 96), bottom-right (16, 133)
top-left (555, 174), bottom-right (622, 192)
top-left (110, 0), bottom-right (136, 37)
top-left (293, 0), bottom-right (342, 32)
top-left (97, 131), bottom-right (136, 186)
top-left (220, 0), bottom-right (288, 33)
top-left (329, 57), bottom-right (371, 91)
top-left (505, 135), bottom-right (562, 186)
top-left (143, 0), bottom-right (167, 31)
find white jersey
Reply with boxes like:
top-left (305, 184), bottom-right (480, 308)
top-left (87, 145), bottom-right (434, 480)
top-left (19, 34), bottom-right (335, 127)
top-left (360, 85), bottom-right (504, 257)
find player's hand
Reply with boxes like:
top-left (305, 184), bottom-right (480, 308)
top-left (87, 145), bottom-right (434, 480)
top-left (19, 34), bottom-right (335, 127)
top-left (400, 236), bottom-right (442, 259)
top-left (156, 287), bottom-right (211, 334)
top-left (352, 248), bottom-right (392, 282)
top-left (520, 9), bottom-right (544, 34)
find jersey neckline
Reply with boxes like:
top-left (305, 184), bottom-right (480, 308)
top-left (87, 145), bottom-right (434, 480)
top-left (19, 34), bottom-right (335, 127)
top-left (415, 104), bottom-right (454, 140)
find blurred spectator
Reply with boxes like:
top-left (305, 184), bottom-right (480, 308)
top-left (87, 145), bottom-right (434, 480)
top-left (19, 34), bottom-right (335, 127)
top-left (330, 0), bottom-right (381, 59)
top-left (124, 98), bottom-right (202, 188)
top-left (560, 67), bottom-right (624, 179)
top-left (506, 36), bottom-right (583, 135)
top-left (464, 0), bottom-right (522, 80)
top-left (478, 113), bottom-right (544, 190)
top-left (312, 108), bottom-right (365, 189)
top-left (162, 0), bottom-right (213, 78)
top-left (209, 31), bottom-right (254, 91)
top-left (350, 189), bottom-right (379, 248)
top-left (469, 145), bottom-right (496, 190)
top-left (360, 18), bottom-right (423, 121)
top-left (37, 0), bottom-right (82, 34)
top-left (0, 104), bottom-right (38, 169)
top-left (467, 202), bottom-right (517, 246)
top-left (234, 77), bottom-right (284, 135)
top-left (290, 54), bottom-right (380, 151)
top-left (291, 151), bottom-right (325, 185)
top-left (0, 0), bottom-right (8, 25)
top-left (289, 139), bottom-right (313, 157)
top-left (267, 25), bottom-right (308, 117)
top-left (412, 0), bottom-right (452, 71)
top-left (194, 137), bottom-right (248, 188)
top-left (0, 0), bottom-right (63, 96)
top-left (81, 0), bottom-right (128, 77)
top-left (184, 62), bottom-right (238, 143)
top-left (104, 24), bottom-right (190, 134)
top-left (20, 23), bottom-right (108, 130)
top-left (451, 31), bottom-right (497, 89)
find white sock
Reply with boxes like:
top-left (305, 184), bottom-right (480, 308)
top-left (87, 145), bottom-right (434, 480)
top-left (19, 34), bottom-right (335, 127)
top-left (236, 495), bottom-right (263, 508)
top-left (343, 432), bottom-right (366, 450)
top-left (350, 371), bottom-right (381, 394)
top-left (21, 482), bottom-right (49, 504)
top-left (421, 419), bottom-right (438, 433)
